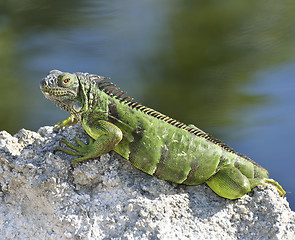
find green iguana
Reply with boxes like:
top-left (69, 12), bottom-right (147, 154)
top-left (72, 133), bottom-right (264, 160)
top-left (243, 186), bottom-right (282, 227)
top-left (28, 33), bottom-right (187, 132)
top-left (40, 70), bottom-right (285, 199)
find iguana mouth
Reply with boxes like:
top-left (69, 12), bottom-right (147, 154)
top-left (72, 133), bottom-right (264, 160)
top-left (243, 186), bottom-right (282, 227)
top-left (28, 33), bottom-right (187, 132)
top-left (41, 87), bottom-right (70, 96)
top-left (40, 86), bottom-right (79, 113)
top-left (40, 86), bottom-right (76, 99)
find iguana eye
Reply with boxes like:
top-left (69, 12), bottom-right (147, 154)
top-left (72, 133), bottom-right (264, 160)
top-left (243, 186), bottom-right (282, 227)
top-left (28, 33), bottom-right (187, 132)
top-left (63, 78), bottom-right (71, 84)
top-left (60, 74), bottom-right (74, 86)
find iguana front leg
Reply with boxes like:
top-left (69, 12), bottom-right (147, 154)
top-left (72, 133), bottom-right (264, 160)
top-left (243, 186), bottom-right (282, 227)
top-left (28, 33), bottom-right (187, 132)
top-left (54, 118), bottom-right (123, 165)
top-left (54, 115), bottom-right (77, 132)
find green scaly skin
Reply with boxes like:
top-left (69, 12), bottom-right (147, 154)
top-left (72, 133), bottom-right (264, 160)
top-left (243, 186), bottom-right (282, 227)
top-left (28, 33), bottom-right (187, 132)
top-left (40, 70), bottom-right (286, 199)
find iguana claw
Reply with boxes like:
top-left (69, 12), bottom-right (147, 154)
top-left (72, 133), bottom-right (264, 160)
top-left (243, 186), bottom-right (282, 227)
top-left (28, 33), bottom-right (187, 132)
top-left (54, 138), bottom-right (96, 164)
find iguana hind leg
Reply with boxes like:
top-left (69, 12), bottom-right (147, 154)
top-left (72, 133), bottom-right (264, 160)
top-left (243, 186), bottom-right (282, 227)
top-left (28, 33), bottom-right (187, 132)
top-left (206, 166), bottom-right (258, 199)
top-left (205, 166), bottom-right (286, 199)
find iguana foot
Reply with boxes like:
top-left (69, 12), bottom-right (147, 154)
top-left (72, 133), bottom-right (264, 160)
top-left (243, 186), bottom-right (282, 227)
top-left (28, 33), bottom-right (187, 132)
top-left (54, 138), bottom-right (96, 165)
top-left (262, 179), bottom-right (286, 197)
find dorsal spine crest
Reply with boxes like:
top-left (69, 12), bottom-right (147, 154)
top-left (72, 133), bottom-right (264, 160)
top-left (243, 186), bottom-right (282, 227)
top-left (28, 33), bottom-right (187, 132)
top-left (87, 74), bottom-right (257, 162)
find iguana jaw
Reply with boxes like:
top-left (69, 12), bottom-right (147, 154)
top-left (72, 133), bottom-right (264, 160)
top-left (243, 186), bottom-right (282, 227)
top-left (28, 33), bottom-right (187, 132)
top-left (40, 85), bottom-right (77, 112)
top-left (40, 86), bottom-right (76, 101)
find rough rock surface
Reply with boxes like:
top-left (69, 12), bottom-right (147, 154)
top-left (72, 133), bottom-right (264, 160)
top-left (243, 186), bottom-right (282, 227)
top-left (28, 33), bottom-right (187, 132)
top-left (0, 125), bottom-right (294, 240)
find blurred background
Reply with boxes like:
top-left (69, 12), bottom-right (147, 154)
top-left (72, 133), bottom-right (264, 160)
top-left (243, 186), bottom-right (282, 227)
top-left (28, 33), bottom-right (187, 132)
top-left (0, 0), bottom-right (294, 209)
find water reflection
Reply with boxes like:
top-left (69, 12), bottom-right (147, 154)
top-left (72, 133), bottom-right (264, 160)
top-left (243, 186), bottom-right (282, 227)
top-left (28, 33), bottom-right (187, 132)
top-left (141, 1), bottom-right (295, 135)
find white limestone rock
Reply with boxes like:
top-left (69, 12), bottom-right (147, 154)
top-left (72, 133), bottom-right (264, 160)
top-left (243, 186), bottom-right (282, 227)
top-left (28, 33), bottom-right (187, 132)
top-left (0, 125), bottom-right (294, 239)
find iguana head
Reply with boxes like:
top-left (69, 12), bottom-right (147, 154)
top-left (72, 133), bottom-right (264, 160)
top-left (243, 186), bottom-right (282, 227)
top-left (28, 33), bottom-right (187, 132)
top-left (40, 70), bottom-right (83, 116)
